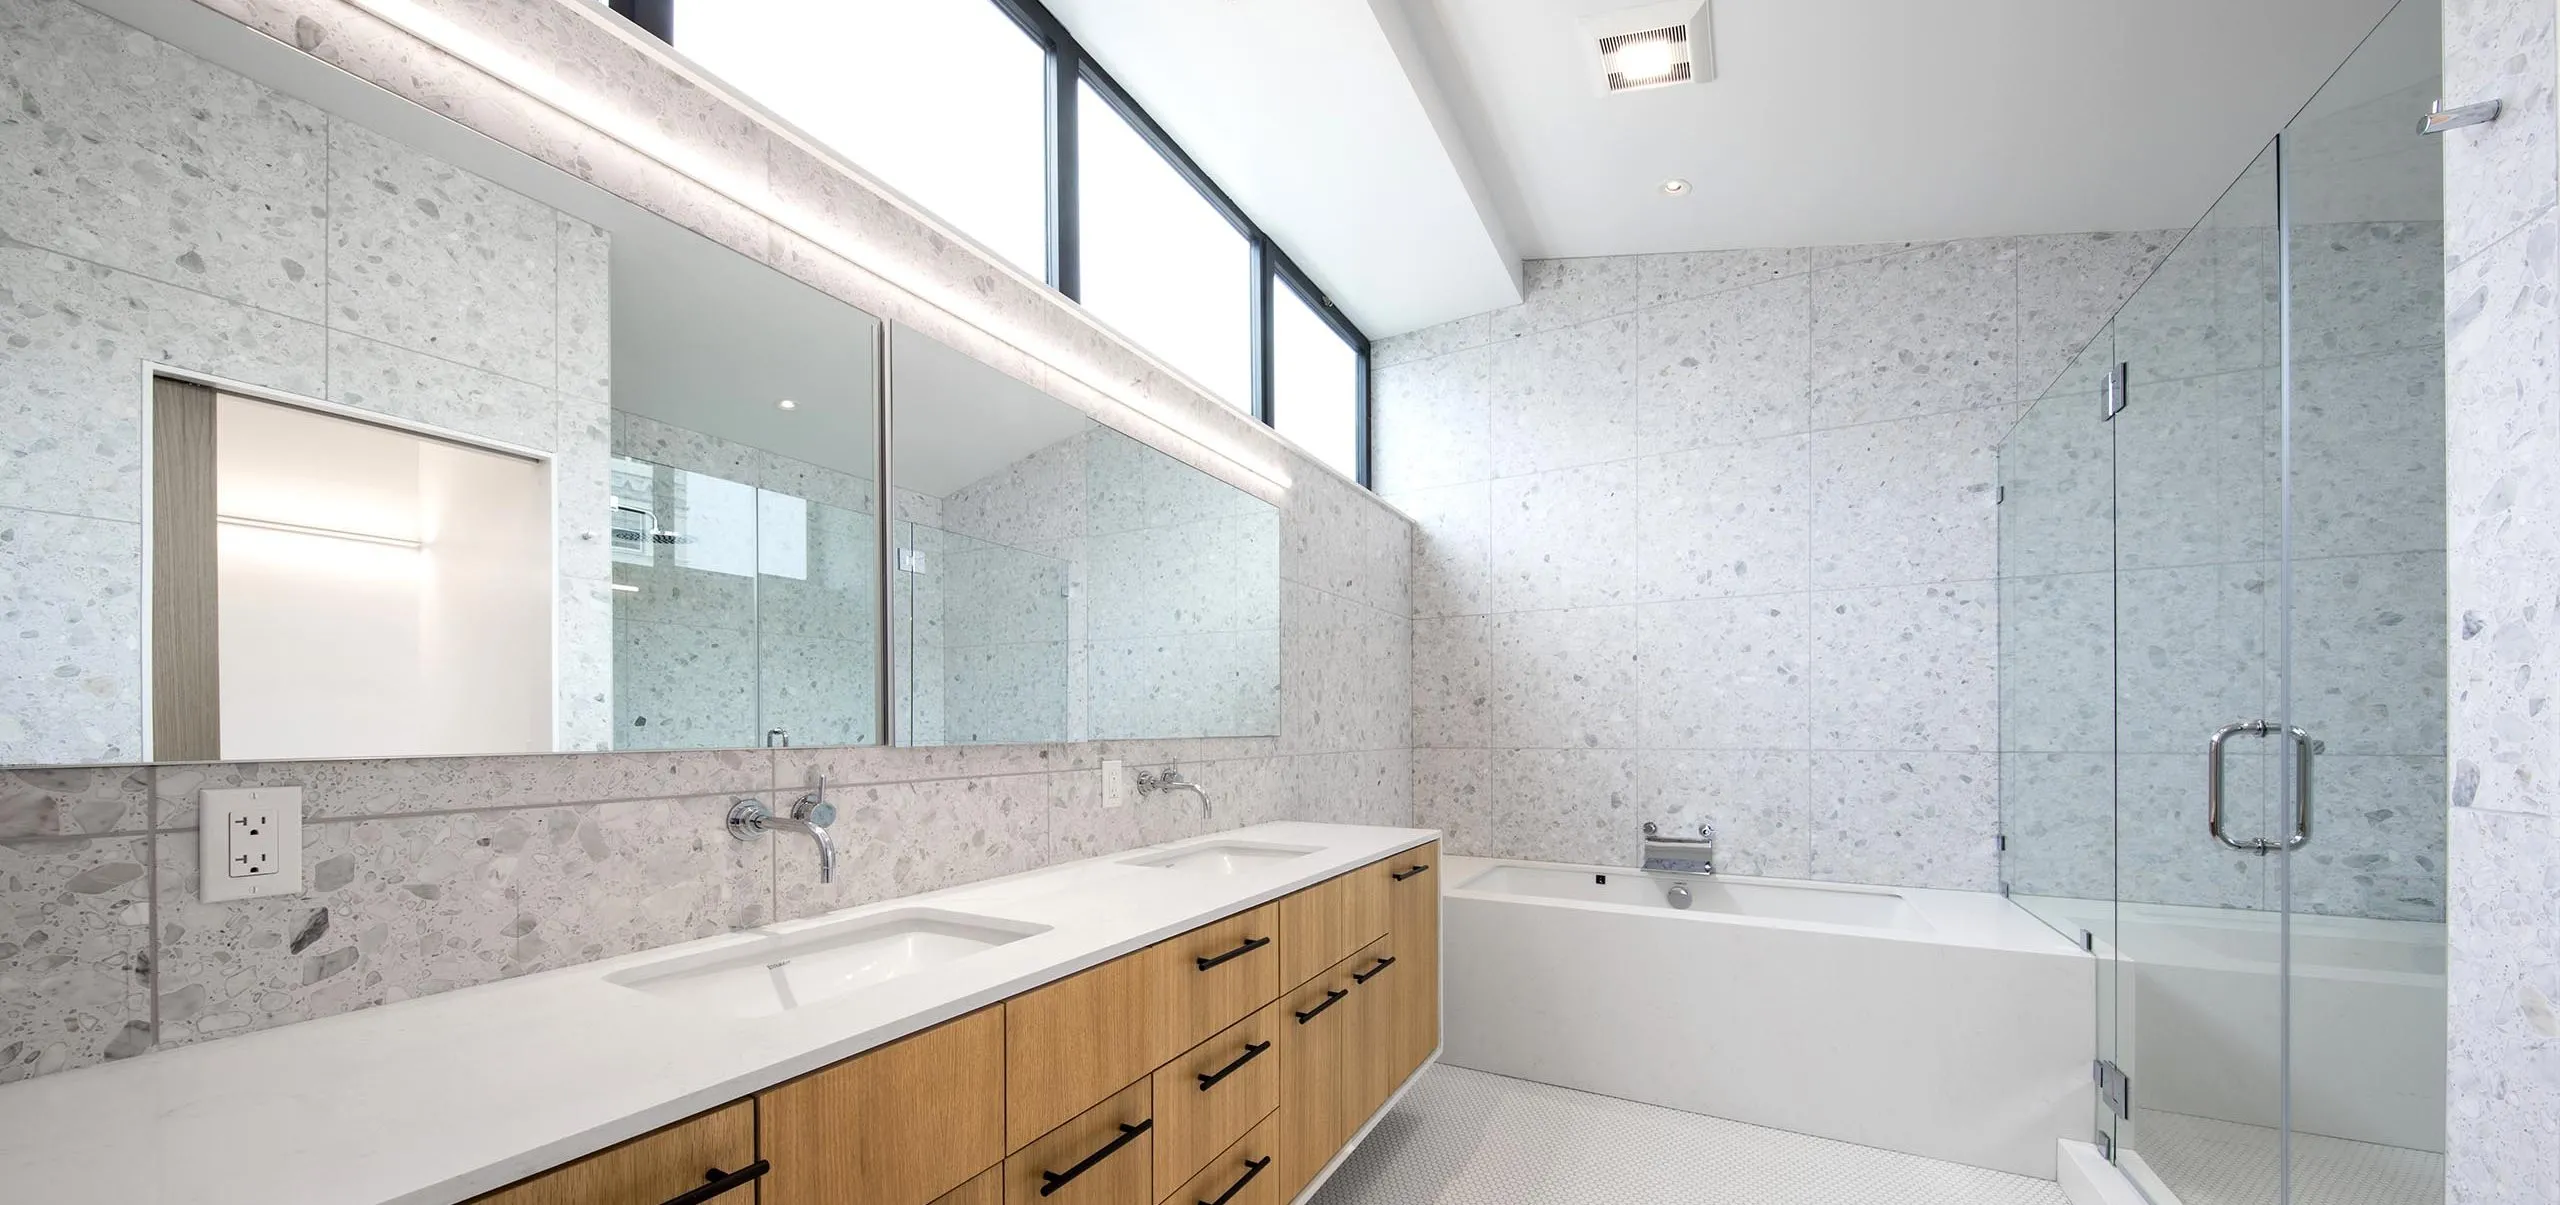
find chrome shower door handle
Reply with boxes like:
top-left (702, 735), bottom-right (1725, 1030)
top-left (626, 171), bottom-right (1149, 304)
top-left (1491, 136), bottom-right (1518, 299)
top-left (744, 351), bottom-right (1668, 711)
top-left (2282, 724), bottom-right (2313, 851)
top-left (2206, 720), bottom-right (2315, 853)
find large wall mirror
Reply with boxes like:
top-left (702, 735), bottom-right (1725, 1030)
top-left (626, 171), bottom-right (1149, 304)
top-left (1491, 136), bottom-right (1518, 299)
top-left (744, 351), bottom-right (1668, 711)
top-left (2, 0), bottom-right (882, 764)
top-left (888, 328), bottom-right (1280, 745)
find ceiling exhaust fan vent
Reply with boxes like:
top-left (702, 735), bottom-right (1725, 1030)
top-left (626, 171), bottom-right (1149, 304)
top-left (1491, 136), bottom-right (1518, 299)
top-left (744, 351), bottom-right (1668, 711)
top-left (1582, 2), bottom-right (1715, 95)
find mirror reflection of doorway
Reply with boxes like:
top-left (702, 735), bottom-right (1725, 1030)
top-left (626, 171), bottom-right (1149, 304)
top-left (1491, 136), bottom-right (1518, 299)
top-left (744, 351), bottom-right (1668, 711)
top-left (148, 377), bottom-right (554, 762)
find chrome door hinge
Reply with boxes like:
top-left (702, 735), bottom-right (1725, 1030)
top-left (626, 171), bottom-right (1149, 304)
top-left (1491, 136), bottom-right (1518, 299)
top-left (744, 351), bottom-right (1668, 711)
top-left (1995, 832), bottom-right (2008, 852)
top-left (2096, 1129), bottom-right (2114, 1160)
top-left (2094, 1059), bottom-right (2132, 1121)
top-left (1994, 485), bottom-right (2006, 505)
top-left (2101, 362), bottom-right (2128, 421)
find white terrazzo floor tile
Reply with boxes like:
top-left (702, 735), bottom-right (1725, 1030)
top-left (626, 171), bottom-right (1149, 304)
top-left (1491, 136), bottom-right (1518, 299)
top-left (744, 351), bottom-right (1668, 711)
top-left (1312, 1065), bottom-right (2069, 1205)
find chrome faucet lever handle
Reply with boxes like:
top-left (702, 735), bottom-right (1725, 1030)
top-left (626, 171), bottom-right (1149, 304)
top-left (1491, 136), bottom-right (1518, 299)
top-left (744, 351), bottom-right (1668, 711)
top-left (795, 775), bottom-right (836, 826)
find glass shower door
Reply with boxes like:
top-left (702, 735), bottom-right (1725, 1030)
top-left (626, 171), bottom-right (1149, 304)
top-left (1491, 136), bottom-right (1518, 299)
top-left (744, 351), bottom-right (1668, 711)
top-left (2108, 137), bottom-right (2289, 1202)
top-left (2273, 0), bottom-right (2449, 1199)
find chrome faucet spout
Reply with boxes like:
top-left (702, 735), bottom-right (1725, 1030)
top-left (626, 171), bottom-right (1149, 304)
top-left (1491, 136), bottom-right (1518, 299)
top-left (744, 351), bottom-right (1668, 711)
top-left (729, 787), bottom-right (841, 884)
top-left (761, 814), bottom-right (837, 883)
top-left (1136, 767), bottom-right (1212, 816)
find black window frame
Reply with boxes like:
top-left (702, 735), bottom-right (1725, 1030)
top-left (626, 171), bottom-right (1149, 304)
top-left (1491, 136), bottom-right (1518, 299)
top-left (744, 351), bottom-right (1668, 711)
top-left (626, 0), bottom-right (1373, 486)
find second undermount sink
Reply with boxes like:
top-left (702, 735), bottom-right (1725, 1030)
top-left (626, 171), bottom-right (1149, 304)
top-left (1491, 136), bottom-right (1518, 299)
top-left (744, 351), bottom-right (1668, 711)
top-left (1123, 841), bottom-right (1321, 875)
top-left (606, 909), bottom-right (1048, 1019)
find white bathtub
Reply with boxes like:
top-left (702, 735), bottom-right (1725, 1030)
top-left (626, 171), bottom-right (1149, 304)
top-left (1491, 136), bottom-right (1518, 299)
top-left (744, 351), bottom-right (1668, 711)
top-left (1441, 857), bottom-right (2095, 1178)
top-left (2017, 895), bottom-right (2446, 1153)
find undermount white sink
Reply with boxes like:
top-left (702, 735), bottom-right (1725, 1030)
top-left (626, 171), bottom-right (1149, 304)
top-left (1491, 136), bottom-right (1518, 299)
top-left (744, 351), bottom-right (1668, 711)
top-left (607, 909), bottom-right (1047, 1019)
top-left (1123, 841), bottom-right (1321, 875)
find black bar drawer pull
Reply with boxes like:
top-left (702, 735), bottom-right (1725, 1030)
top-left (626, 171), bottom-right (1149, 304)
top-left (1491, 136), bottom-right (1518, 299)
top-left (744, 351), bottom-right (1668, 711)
top-left (1392, 863), bottom-right (1431, 881)
top-left (1353, 955), bottom-right (1397, 984)
top-left (1199, 1156), bottom-right (1272, 1205)
top-left (1294, 988), bottom-right (1347, 1024)
top-left (1195, 935), bottom-right (1271, 971)
top-left (662, 1160), bottom-right (770, 1205)
top-left (1196, 1040), bottom-right (1272, 1091)
top-left (1039, 1119), bottom-right (1151, 1197)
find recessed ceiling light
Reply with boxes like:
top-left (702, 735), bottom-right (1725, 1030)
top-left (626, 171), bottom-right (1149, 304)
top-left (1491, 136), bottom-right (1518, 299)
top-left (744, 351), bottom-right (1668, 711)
top-left (777, 398), bottom-right (798, 410)
top-left (1660, 178), bottom-right (1692, 196)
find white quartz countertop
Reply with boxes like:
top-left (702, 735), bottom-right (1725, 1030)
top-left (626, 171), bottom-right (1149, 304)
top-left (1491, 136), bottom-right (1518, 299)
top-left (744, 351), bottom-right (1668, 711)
top-left (0, 822), bottom-right (1436, 1205)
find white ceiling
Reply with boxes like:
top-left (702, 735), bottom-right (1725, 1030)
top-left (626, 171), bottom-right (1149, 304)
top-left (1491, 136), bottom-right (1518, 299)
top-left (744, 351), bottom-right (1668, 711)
top-left (1417, 0), bottom-right (2403, 259)
top-left (1045, 0), bottom-right (1525, 339)
top-left (1062, 0), bottom-right (2412, 337)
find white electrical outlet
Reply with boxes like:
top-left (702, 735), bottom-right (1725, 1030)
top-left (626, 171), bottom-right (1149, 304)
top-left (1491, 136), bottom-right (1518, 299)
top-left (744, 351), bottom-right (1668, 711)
top-left (1101, 759), bottom-right (1127, 810)
top-left (199, 786), bottom-right (304, 902)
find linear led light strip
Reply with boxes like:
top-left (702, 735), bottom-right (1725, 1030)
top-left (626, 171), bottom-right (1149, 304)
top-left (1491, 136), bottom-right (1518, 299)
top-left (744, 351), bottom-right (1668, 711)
top-left (217, 514), bottom-right (424, 550)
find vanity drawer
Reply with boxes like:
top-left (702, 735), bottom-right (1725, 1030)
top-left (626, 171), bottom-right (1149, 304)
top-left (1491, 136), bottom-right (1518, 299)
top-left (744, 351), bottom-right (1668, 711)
top-left (1164, 1116), bottom-right (1280, 1205)
top-left (1152, 1003), bottom-right (1281, 1192)
top-left (1276, 861), bottom-right (1388, 991)
top-left (471, 1100), bottom-right (755, 1205)
top-left (1007, 1078), bottom-right (1156, 1205)
top-left (1144, 903), bottom-right (1280, 1064)
top-left (761, 1005), bottom-right (1006, 1205)
top-left (1008, 950), bottom-right (1160, 1151)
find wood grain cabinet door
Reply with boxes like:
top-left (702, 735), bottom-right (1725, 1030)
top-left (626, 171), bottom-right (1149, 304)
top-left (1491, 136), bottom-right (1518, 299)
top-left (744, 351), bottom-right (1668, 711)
top-left (1273, 954), bottom-right (1357, 1201)
top-left (932, 1167), bottom-right (1004, 1205)
top-left (1006, 1078), bottom-right (1156, 1205)
top-left (1386, 843), bottom-right (1441, 1080)
top-left (470, 1101), bottom-right (757, 1205)
top-left (1342, 935), bottom-right (1403, 1126)
top-left (1276, 863), bottom-right (1387, 992)
top-left (759, 1006), bottom-right (1006, 1205)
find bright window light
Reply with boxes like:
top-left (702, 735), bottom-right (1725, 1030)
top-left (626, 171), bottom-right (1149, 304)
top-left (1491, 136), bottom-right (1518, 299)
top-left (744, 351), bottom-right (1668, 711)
top-left (1076, 79), bottom-right (1252, 410)
top-left (675, 1), bottom-right (1047, 278)
top-left (1272, 280), bottom-right (1360, 480)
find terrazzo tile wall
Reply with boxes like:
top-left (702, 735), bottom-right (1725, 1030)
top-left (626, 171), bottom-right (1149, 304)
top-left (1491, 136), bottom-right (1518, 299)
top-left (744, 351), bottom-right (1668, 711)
top-left (2440, 0), bottom-right (2560, 1198)
top-left (0, 0), bottom-right (617, 763)
top-left (0, 0), bottom-right (1412, 1085)
top-left (1375, 238), bottom-right (2169, 889)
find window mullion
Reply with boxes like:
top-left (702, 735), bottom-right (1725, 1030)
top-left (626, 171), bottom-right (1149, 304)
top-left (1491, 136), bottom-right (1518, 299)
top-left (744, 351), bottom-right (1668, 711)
top-left (1250, 235), bottom-right (1275, 426)
top-left (1046, 35), bottom-right (1082, 299)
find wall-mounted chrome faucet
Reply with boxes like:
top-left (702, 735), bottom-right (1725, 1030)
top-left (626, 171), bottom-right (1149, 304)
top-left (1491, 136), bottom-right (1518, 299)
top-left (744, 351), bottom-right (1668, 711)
top-left (731, 777), bottom-right (838, 883)
top-left (1136, 767), bottom-right (1211, 816)
top-left (1641, 821), bottom-right (1715, 876)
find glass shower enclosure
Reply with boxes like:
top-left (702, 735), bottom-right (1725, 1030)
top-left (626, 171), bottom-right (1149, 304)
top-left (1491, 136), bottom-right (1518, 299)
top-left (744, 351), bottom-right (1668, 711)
top-left (1997, 3), bottom-right (2447, 1201)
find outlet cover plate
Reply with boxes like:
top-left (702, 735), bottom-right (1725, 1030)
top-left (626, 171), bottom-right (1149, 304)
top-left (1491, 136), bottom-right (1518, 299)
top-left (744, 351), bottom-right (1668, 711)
top-left (198, 786), bottom-right (304, 902)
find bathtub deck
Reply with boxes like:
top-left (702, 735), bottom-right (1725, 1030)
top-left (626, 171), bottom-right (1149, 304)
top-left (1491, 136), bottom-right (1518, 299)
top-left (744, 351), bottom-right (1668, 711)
top-left (1310, 1065), bottom-right (2069, 1205)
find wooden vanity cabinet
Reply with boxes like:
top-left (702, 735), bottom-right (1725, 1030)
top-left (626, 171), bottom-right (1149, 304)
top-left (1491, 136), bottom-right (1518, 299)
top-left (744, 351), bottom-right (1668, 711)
top-left (486, 843), bottom-right (1434, 1205)
top-left (1385, 843), bottom-right (1440, 1081)
top-left (759, 1005), bottom-right (1006, 1205)
top-left (471, 1100), bottom-right (756, 1205)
